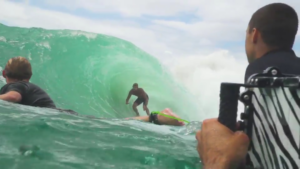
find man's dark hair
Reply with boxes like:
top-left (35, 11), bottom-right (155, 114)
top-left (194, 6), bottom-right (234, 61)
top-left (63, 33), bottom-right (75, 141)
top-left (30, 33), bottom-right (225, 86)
top-left (248, 3), bottom-right (298, 49)
top-left (133, 83), bottom-right (138, 87)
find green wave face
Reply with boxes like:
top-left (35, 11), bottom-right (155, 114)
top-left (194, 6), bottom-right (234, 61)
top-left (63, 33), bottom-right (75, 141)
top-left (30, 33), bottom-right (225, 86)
top-left (0, 24), bottom-right (201, 169)
top-left (0, 24), bottom-right (199, 119)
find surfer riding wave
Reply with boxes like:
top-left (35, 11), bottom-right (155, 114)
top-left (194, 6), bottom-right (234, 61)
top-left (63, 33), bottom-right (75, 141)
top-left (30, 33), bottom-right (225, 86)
top-left (125, 83), bottom-right (150, 116)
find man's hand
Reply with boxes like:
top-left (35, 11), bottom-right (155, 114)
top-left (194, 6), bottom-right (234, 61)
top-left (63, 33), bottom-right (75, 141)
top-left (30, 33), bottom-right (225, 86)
top-left (196, 118), bottom-right (249, 169)
top-left (126, 101), bottom-right (129, 104)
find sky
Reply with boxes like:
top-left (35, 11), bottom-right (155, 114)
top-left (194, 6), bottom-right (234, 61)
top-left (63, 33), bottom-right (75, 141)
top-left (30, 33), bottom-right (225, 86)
top-left (1, 0), bottom-right (300, 65)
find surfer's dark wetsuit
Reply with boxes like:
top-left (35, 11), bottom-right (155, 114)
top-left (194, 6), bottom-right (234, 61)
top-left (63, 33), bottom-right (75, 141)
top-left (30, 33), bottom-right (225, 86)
top-left (0, 81), bottom-right (56, 108)
top-left (244, 49), bottom-right (300, 82)
top-left (0, 81), bottom-right (79, 115)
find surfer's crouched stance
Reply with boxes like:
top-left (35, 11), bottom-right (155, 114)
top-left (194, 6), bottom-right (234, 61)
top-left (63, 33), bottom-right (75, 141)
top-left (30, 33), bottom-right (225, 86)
top-left (0, 57), bottom-right (183, 126)
top-left (126, 83), bottom-right (150, 116)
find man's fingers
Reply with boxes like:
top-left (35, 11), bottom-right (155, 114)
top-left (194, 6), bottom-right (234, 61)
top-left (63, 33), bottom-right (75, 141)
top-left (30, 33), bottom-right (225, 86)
top-left (233, 131), bottom-right (249, 143)
top-left (201, 118), bottom-right (218, 131)
top-left (236, 121), bottom-right (241, 130)
top-left (197, 144), bottom-right (203, 160)
top-left (196, 130), bottom-right (203, 160)
top-left (196, 130), bottom-right (201, 141)
top-left (232, 131), bottom-right (250, 151)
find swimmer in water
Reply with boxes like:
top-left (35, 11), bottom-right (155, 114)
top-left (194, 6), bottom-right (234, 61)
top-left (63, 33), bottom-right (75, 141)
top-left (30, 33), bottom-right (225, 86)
top-left (125, 83), bottom-right (149, 116)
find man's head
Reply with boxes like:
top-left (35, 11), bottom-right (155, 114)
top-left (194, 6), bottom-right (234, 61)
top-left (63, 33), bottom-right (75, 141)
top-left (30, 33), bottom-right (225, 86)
top-left (245, 3), bottom-right (298, 63)
top-left (2, 56), bottom-right (32, 83)
top-left (132, 83), bottom-right (138, 90)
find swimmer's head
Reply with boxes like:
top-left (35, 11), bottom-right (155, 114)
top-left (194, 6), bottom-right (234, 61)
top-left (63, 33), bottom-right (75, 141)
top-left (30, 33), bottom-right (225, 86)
top-left (3, 56), bottom-right (32, 83)
top-left (132, 83), bottom-right (138, 90)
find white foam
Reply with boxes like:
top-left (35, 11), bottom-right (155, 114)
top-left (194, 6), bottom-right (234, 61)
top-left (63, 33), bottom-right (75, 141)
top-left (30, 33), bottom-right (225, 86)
top-left (170, 50), bottom-right (248, 121)
top-left (69, 30), bottom-right (98, 40)
top-left (36, 41), bottom-right (51, 49)
top-left (0, 66), bottom-right (5, 85)
top-left (0, 36), bottom-right (6, 42)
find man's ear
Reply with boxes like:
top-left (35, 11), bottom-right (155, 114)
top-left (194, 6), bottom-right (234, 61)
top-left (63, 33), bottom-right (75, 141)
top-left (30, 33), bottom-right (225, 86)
top-left (2, 70), bottom-right (6, 78)
top-left (251, 28), bottom-right (259, 43)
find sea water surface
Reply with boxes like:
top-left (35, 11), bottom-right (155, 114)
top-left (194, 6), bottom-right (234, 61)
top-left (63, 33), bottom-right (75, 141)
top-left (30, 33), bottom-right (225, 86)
top-left (0, 24), bottom-right (202, 169)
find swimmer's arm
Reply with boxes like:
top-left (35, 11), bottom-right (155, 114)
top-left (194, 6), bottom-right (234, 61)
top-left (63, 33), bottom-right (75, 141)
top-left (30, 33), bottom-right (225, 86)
top-left (126, 90), bottom-right (132, 103)
top-left (130, 116), bottom-right (150, 122)
top-left (0, 91), bottom-right (22, 103)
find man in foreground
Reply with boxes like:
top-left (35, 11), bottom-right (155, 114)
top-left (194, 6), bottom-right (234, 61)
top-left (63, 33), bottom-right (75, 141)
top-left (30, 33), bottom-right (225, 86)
top-left (125, 83), bottom-right (150, 116)
top-left (197, 3), bottom-right (300, 169)
top-left (244, 2), bottom-right (300, 82)
top-left (0, 56), bottom-right (56, 108)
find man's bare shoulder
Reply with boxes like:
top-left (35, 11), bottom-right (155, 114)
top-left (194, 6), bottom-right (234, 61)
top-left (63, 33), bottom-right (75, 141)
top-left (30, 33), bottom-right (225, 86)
top-left (138, 88), bottom-right (145, 92)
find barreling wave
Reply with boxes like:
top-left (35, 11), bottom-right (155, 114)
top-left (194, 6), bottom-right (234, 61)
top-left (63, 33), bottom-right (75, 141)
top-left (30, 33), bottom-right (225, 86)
top-left (0, 23), bottom-right (199, 119)
top-left (0, 23), bottom-right (201, 169)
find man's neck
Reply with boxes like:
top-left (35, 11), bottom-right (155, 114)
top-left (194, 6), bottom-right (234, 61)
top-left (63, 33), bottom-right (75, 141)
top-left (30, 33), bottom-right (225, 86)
top-left (254, 46), bottom-right (273, 60)
top-left (6, 78), bottom-right (29, 84)
top-left (254, 45), bottom-right (289, 60)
